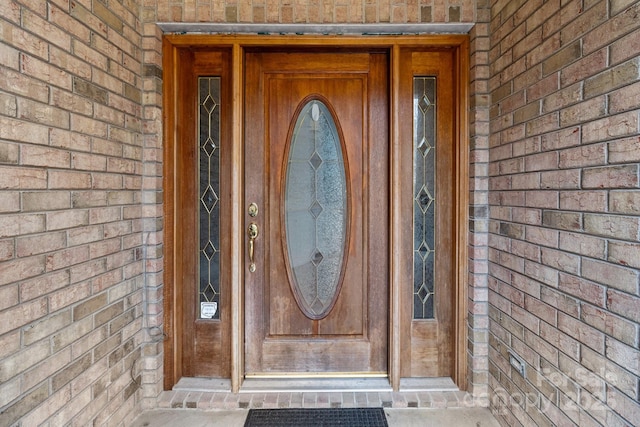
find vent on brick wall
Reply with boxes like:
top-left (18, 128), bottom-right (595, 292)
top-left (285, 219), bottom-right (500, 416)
top-left (508, 351), bottom-right (526, 377)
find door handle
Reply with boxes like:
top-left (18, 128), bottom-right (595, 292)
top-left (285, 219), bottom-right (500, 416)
top-left (248, 223), bottom-right (259, 273)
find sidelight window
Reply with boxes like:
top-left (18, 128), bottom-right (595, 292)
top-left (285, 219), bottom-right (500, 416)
top-left (198, 77), bottom-right (221, 320)
top-left (413, 77), bottom-right (437, 320)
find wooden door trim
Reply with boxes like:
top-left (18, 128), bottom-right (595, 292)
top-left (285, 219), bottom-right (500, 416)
top-left (454, 41), bottom-right (470, 391)
top-left (162, 34), bottom-right (469, 392)
top-left (389, 44), bottom-right (402, 391)
top-left (162, 37), bottom-right (179, 389)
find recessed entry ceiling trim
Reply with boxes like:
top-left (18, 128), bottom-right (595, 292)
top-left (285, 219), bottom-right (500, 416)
top-left (157, 23), bottom-right (474, 35)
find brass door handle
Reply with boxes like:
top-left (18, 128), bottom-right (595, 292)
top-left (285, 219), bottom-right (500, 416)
top-left (248, 223), bottom-right (259, 272)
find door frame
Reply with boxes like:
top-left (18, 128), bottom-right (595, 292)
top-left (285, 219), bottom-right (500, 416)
top-left (243, 51), bottom-right (389, 376)
top-left (162, 33), bottom-right (469, 392)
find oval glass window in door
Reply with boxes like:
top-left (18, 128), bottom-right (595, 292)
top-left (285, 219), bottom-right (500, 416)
top-left (283, 98), bottom-right (349, 320)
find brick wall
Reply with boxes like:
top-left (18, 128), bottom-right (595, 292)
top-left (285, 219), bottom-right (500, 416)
top-left (147, 0), bottom-right (478, 23)
top-left (0, 0), bottom-right (153, 425)
top-left (468, 0), bottom-right (492, 401)
top-left (0, 0), bottom-right (492, 425)
top-left (140, 0), bottom-right (491, 404)
top-left (488, 0), bottom-right (640, 425)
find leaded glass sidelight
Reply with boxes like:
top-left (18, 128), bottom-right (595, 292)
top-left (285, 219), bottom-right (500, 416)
top-left (198, 77), bottom-right (221, 320)
top-left (413, 77), bottom-right (436, 320)
top-left (283, 99), bottom-right (348, 320)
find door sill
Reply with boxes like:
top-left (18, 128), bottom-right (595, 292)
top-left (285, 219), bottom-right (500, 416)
top-left (172, 376), bottom-right (459, 393)
top-left (173, 377), bottom-right (232, 392)
top-left (240, 377), bottom-right (393, 393)
top-left (399, 377), bottom-right (459, 392)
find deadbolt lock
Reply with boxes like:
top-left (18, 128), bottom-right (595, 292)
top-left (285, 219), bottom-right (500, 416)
top-left (248, 203), bottom-right (259, 217)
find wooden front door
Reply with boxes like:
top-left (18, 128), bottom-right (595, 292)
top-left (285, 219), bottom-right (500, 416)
top-left (243, 51), bottom-right (389, 375)
top-left (164, 36), bottom-right (469, 390)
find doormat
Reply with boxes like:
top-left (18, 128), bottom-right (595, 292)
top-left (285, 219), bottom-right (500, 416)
top-left (243, 407), bottom-right (388, 427)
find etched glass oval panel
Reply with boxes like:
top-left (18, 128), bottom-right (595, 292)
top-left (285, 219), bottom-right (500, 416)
top-left (283, 98), bottom-right (349, 320)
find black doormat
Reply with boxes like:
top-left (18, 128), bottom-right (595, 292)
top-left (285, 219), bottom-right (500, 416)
top-left (243, 407), bottom-right (388, 427)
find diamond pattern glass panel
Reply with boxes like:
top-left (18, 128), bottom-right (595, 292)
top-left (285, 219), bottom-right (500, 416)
top-left (413, 77), bottom-right (436, 320)
top-left (198, 77), bottom-right (221, 320)
top-left (284, 100), bottom-right (348, 319)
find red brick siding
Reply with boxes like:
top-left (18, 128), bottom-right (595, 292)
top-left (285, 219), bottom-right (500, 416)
top-left (488, 0), bottom-right (640, 426)
top-left (0, 0), bottom-right (148, 425)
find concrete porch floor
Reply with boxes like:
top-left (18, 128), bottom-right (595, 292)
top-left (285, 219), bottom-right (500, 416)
top-left (130, 407), bottom-right (501, 427)
top-left (130, 378), bottom-right (501, 426)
